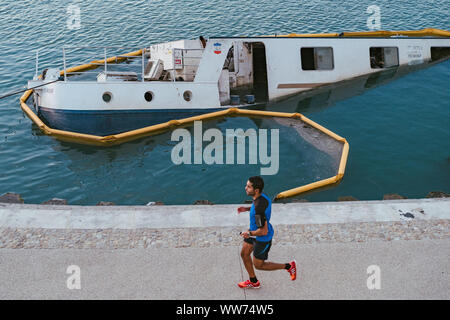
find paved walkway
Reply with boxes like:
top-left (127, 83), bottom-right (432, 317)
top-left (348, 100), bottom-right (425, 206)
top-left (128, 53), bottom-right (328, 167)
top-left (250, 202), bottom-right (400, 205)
top-left (0, 198), bottom-right (449, 299)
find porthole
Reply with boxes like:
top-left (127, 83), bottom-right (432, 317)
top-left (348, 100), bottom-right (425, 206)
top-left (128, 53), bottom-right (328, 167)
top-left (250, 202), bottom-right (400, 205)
top-left (144, 91), bottom-right (154, 102)
top-left (183, 90), bottom-right (192, 102)
top-left (102, 92), bottom-right (112, 103)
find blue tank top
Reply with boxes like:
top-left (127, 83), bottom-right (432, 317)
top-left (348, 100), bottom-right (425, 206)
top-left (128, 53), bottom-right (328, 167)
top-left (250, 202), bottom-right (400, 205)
top-left (249, 193), bottom-right (274, 242)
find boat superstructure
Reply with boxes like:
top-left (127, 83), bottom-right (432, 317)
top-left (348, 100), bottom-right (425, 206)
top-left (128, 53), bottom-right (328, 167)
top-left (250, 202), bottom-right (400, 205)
top-left (27, 28), bottom-right (450, 135)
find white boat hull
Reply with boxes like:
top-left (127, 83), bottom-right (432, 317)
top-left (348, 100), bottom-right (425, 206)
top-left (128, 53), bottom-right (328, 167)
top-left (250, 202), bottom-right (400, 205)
top-left (29, 33), bottom-right (450, 135)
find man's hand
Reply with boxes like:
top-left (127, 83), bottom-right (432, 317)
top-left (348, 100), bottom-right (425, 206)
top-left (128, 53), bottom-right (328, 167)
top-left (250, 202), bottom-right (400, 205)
top-left (240, 231), bottom-right (250, 239)
top-left (237, 206), bottom-right (251, 214)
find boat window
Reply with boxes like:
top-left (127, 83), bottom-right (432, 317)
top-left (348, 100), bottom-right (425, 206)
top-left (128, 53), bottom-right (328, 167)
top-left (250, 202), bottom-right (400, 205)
top-left (301, 47), bottom-right (334, 70)
top-left (144, 91), bottom-right (154, 102)
top-left (102, 92), bottom-right (112, 103)
top-left (370, 47), bottom-right (399, 68)
top-left (183, 90), bottom-right (192, 102)
top-left (430, 47), bottom-right (450, 62)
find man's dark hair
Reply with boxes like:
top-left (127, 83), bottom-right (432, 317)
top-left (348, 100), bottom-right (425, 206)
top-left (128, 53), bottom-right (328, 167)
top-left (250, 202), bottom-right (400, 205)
top-left (249, 176), bottom-right (264, 193)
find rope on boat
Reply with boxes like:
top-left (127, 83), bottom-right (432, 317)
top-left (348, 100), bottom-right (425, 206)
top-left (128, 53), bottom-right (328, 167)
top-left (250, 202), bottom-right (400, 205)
top-left (0, 79), bottom-right (59, 100)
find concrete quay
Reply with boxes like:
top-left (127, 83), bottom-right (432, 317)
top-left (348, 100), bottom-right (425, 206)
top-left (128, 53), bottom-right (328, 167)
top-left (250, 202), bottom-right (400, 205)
top-left (0, 198), bottom-right (449, 299)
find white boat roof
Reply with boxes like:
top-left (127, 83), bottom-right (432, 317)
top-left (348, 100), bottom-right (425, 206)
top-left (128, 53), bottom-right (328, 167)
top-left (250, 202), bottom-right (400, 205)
top-left (210, 28), bottom-right (450, 39)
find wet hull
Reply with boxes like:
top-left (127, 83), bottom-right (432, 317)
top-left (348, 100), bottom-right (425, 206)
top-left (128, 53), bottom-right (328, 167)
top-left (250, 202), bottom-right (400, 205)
top-left (38, 107), bottom-right (221, 136)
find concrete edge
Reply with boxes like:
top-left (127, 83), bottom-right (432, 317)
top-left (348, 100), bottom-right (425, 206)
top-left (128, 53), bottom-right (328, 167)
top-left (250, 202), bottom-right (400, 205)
top-left (0, 198), bottom-right (449, 230)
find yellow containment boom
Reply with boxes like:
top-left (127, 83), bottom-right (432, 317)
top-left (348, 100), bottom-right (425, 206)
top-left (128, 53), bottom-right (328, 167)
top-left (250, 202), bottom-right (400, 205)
top-left (269, 28), bottom-right (450, 38)
top-left (21, 83), bottom-right (349, 200)
top-left (19, 43), bottom-right (353, 201)
top-left (60, 49), bottom-right (143, 76)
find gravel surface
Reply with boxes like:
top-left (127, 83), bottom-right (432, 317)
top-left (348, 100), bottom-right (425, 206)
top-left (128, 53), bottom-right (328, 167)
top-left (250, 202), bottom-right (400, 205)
top-left (1, 219), bottom-right (448, 249)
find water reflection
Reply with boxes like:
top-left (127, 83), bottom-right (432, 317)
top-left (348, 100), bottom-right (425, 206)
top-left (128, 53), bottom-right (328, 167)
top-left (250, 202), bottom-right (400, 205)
top-left (264, 59), bottom-right (446, 115)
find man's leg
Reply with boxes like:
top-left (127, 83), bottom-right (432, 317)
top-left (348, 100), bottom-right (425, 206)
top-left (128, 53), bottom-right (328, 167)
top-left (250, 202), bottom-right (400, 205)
top-left (240, 241), bottom-right (256, 279)
top-left (253, 257), bottom-right (286, 271)
top-left (252, 244), bottom-right (298, 281)
top-left (252, 240), bottom-right (294, 274)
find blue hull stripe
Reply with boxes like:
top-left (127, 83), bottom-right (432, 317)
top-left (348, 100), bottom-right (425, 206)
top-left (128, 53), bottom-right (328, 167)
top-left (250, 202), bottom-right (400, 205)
top-left (38, 107), bottom-right (222, 136)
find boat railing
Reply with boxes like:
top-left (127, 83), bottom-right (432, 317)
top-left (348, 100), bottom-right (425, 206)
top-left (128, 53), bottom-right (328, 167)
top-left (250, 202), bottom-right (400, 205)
top-left (34, 45), bottom-right (205, 83)
top-left (35, 46), bottom-right (146, 82)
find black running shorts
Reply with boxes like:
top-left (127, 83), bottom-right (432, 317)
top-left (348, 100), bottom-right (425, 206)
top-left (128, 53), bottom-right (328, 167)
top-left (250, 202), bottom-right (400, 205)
top-left (244, 238), bottom-right (272, 260)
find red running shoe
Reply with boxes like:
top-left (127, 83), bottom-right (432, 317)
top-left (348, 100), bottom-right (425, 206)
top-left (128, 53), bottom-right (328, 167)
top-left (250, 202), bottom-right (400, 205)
top-left (287, 260), bottom-right (297, 281)
top-left (237, 279), bottom-right (261, 289)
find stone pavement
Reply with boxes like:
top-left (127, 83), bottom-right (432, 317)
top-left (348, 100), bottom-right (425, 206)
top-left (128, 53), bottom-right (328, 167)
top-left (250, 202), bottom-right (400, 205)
top-left (0, 198), bottom-right (449, 299)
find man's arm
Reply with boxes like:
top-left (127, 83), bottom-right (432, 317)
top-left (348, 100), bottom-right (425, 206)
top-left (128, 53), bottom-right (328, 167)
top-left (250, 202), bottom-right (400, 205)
top-left (249, 221), bottom-right (268, 237)
top-left (237, 206), bottom-right (251, 214)
top-left (241, 221), bottom-right (268, 238)
top-left (252, 196), bottom-right (269, 236)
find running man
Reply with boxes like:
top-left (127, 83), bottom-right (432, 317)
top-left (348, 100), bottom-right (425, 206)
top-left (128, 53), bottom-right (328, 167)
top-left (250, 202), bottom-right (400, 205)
top-left (237, 176), bottom-right (297, 289)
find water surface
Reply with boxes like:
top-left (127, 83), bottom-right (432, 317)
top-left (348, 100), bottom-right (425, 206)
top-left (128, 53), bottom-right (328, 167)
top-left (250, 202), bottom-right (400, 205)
top-left (0, 0), bottom-right (448, 204)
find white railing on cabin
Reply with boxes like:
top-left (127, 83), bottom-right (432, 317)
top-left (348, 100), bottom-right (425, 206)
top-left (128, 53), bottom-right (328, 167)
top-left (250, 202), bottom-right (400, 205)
top-left (34, 45), bottom-right (205, 82)
top-left (64, 46), bottom-right (145, 82)
top-left (34, 46), bottom-right (146, 82)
